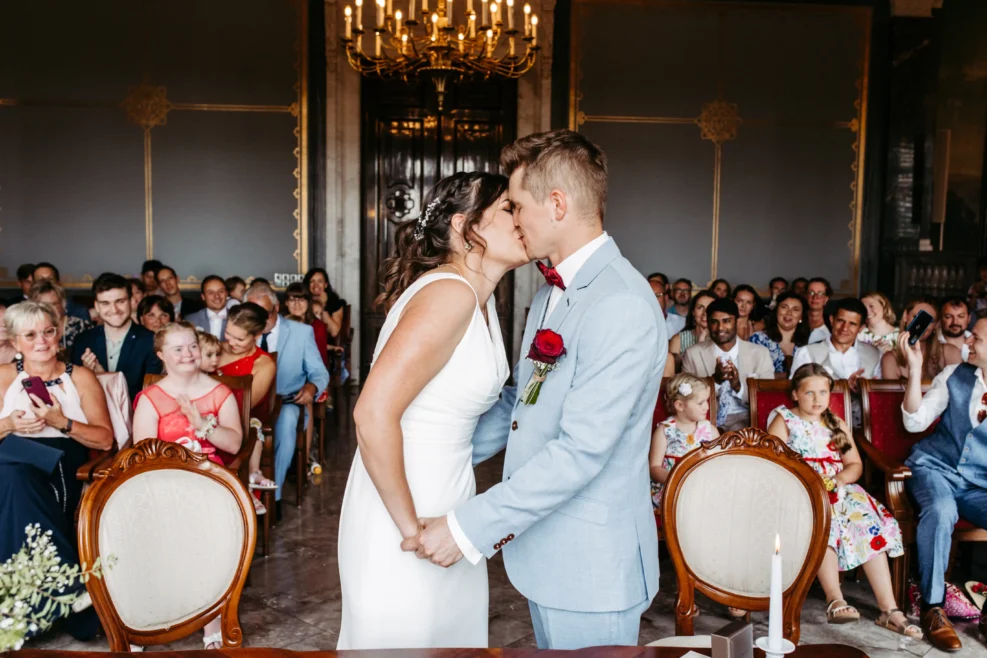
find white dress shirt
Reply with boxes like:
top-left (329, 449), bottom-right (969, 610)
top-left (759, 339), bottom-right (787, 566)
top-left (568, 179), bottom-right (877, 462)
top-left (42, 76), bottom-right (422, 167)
top-left (207, 308), bottom-right (228, 338)
top-left (902, 364), bottom-right (986, 432)
top-left (447, 232), bottom-right (610, 566)
top-left (714, 341), bottom-right (748, 418)
top-left (789, 338), bottom-right (883, 380)
top-left (256, 315), bottom-right (281, 352)
top-left (809, 325), bottom-right (831, 344)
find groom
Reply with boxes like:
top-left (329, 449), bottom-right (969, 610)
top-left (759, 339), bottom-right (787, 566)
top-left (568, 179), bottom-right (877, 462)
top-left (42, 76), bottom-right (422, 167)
top-left (410, 129), bottom-right (667, 649)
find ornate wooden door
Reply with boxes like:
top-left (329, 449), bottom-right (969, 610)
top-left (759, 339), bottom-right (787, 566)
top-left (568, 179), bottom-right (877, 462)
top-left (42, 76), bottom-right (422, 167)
top-left (360, 79), bottom-right (517, 378)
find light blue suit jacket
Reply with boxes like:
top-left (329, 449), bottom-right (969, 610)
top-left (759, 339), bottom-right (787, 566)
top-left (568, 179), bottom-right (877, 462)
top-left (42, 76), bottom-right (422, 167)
top-left (185, 308), bottom-right (226, 339)
top-left (273, 317), bottom-right (330, 397)
top-left (456, 238), bottom-right (666, 613)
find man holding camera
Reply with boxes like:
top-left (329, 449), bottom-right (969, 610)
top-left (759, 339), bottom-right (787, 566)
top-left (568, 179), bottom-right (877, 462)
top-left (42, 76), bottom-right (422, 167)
top-left (902, 316), bottom-right (987, 652)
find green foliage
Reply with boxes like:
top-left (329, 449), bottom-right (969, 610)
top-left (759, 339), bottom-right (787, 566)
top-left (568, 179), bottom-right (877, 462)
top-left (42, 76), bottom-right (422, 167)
top-left (0, 524), bottom-right (114, 651)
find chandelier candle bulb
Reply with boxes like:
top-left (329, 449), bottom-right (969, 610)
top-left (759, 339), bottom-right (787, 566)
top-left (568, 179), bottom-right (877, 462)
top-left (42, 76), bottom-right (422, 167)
top-left (401, 32), bottom-right (408, 53)
top-left (422, 0), bottom-right (428, 14)
top-left (458, 32), bottom-right (465, 51)
top-left (387, 0), bottom-right (393, 18)
top-left (523, 3), bottom-right (530, 34)
top-left (506, 0), bottom-right (514, 29)
top-left (344, 5), bottom-right (352, 38)
top-left (394, 10), bottom-right (402, 36)
top-left (431, 12), bottom-right (438, 37)
top-left (509, 34), bottom-right (515, 56)
top-left (481, 0), bottom-right (488, 26)
top-left (469, 11), bottom-right (476, 36)
top-left (375, 33), bottom-right (382, 56)
top-left (376, 0), bottom-right (384, 28)
top-left (486, 28), bottom-right (494, 55)
top-left (356, 0), bottom-right (364, 30)
top-left (530, 13), bottom-right (537, 45)
top-left (491, 2), bottom-right (499, 26)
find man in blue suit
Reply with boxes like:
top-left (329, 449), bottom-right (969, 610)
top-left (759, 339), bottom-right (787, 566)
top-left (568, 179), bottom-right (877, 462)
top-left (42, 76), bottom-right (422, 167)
top-left (72, 273), bottom-right (162, 402)
top-left (246, 283), bottom-right (329, 512)
top-left (413, 130), bottom-right (666, 649)
top-left (185, 275), bottom-right (230, 338)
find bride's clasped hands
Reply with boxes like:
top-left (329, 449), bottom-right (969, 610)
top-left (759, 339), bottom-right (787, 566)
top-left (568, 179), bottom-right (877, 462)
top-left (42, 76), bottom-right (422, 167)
top-left (400, 516), bottom-right (464, 568)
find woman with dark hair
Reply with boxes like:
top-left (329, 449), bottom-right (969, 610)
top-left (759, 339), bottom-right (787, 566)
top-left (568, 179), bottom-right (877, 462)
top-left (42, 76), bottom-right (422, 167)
top-left (303, 267), bottom-right (346, 341)
top-left (750, 291), bottom-right (810, 374)
top-left (667, 290), bottom-right (717, 375)
top-left (338, 171), bottom-right (527, 648)
top-left (128, 278), bottom-right (146, 323)
top-left (732, 284), bottom-right (764, 340)
top-left (137, 295), bottom-right (175, 333)
top-left (710, 278), bottom-right (731, 299)
top-left (283, 282), bottom-right (330, 368)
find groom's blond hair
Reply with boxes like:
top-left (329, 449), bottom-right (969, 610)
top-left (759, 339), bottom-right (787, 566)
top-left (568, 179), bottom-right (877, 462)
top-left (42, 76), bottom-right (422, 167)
top-left (500, 129), bottom-right (608, 222)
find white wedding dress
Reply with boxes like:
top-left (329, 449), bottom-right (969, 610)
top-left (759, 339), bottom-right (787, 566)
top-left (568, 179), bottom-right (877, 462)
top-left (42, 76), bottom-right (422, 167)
top-left (337, 272), bottom-right (510, 649)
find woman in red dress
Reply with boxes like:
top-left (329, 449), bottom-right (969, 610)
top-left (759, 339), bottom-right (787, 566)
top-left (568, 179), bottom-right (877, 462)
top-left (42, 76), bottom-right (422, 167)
top-left (132, 321), bottom-right (242, 650)
top-left (216, 303), bottom-right (277, 505)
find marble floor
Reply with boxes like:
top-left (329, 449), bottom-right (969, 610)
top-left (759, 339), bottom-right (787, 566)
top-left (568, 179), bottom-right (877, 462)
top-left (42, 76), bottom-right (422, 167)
top-left (33, 405), bottom-right (987, 657)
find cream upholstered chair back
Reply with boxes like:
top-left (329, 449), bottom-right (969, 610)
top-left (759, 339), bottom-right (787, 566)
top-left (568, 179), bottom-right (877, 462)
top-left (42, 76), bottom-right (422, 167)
top-left (96, 371), bottom-right (132, 449)
top-left (77, 439), bottom-right (256, 651)
top-left (661, 428), bottom-right (831, 645)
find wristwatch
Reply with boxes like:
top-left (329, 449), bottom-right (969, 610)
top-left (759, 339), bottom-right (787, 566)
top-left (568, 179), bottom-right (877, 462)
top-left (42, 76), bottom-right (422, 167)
top-left (62, 418), bottom-right (74, 434)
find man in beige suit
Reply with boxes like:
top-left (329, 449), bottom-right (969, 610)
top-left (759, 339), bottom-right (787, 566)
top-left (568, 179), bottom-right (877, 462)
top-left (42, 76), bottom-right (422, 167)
top-left (682, 297), bottom-right (775, 431)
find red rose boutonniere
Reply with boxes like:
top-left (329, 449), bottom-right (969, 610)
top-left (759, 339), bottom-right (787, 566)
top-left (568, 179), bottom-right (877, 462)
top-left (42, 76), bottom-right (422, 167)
top-left (521, 329), bottom-right (567, 405)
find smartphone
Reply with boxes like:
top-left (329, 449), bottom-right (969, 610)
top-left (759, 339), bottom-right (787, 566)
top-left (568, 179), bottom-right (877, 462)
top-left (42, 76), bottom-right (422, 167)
top-left (906, 310), bottom-right (935, 346)
top-left (22, 377), bottom-right (55, 407)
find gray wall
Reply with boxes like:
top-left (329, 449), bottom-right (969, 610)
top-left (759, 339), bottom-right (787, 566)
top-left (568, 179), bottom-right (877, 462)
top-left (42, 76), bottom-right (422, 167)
top-left (571, 1), bottom-right (871, 295)
top-left (0, 0), bottom-right (308, 290)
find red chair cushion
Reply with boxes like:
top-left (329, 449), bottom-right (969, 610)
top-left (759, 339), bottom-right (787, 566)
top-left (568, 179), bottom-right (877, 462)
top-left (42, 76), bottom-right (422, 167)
top-left (653, 381), bottom-right (669, 430)
top-left (754, 390), bottom-right (848, 430)
top-left (956, 519), bottom-right (981, 532)
top-left (866, 389), bottom-right (936, 464)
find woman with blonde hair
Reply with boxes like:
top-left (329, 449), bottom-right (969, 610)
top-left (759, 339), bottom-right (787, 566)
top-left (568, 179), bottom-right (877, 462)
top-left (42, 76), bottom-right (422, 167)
top-left (860, 292), bottom-right (899, 353)
top-left (881, 297), bottom-right (961, 380)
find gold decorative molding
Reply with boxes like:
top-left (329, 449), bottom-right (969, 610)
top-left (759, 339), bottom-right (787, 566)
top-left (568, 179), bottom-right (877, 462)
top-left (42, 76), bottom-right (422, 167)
top-left (695, 99), bottom-right (740, 145)
top-left (122, 83), bottom-right (173, 130)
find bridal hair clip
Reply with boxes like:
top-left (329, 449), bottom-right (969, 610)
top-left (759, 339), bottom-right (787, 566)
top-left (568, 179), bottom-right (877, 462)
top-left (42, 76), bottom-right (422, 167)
top-left (413, 199), bottom-right (441, 241)
top-left (677, 382), bottom-right (693, 397)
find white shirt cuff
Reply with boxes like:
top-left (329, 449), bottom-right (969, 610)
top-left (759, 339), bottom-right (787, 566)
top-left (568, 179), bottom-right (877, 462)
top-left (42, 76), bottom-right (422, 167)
top-left (901, 403), bottom-right (927, 434)
top-left (446, 510), bottom-right (484, 565)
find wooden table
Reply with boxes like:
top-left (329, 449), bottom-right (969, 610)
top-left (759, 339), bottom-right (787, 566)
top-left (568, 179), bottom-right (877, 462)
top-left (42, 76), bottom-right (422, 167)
top-left (16, 645), bottom-right (868, 658)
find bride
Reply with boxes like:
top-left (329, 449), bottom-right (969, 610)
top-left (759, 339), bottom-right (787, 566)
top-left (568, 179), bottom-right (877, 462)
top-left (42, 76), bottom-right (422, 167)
top-left (337, 171), bottom-right (528, 649)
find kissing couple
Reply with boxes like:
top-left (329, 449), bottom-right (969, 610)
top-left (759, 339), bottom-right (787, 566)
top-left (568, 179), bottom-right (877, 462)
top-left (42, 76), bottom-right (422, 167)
top-left (336, 129), bottom-right (668, 649)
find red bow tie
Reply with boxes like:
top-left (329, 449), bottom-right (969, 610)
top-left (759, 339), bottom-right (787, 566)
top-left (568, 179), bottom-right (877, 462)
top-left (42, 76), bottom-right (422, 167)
top-left (536, 261), bottom-right (566, 291)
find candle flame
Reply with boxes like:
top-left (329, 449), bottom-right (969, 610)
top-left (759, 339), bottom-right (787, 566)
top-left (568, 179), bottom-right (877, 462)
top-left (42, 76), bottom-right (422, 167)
top-left (395, 9), bottom-right (402, 19)
top-left (345, 5), bottom-right (352, 15)
top-left (523, 2), bottom-right (530, 13)
top-left (458, 32), bottom-right (464, 39)
top-left (775, 534), bottom-right (780, 554)
top-left (432, 12), bottom-right (438, 21)
top-left (486, 28), bottom-right (493, 37)
top-left (356, 0), bottom-right (363, 7)
top-left (491, 2), bottom-right (498, 11)
top-left (530, 14), bottom-right (537, 24)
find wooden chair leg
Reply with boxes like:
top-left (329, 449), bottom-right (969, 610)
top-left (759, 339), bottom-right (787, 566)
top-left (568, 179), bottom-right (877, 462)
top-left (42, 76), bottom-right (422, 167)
top-left (891, 552), bottom-right (909, 610)
top-left (262, 490), bottom-right (273, 554)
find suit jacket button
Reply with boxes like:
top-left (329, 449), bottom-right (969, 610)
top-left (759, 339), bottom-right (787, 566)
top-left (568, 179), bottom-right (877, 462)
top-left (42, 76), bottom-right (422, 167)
top-left (511, 421), bottom-right (518, 431)
top-left (507, 533), bottom-right (515, 540)
top-left (494, 543), bottom-right (502, 550)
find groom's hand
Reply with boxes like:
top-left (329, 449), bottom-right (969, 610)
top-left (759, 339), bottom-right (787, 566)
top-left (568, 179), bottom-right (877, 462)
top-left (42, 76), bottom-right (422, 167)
top-left (417, 516), bottom-right (464, 568)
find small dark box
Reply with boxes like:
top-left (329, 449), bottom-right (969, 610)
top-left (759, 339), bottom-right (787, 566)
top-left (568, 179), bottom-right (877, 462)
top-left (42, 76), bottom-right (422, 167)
top-left (711, 620), bottom-right (753, 658)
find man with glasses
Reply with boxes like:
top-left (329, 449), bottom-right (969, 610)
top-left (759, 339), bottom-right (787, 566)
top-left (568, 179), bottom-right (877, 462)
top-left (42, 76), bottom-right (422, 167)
top-left (186, 276), bottom-right (230, 339)
top-left (669, 278), bottom-right (693, 318)
top-left (648, 273), bottom-right (684, 337)
top-left (806, 277), bottom-right (832, 344)
top-left (72, 273), bottom-right (161, 401)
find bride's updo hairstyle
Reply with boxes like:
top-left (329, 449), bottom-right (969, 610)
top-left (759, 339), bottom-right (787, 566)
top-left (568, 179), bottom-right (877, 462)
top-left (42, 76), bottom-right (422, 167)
top-left (376, 171), bottom-right (508, 311)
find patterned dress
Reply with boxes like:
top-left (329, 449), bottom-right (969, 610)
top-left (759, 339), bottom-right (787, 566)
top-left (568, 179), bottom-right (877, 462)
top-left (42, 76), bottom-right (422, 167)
top-left (774, 407), bottom-right (903, 571)
top-left (652, 418), bottom-right (715, 510)
top-left (859, 327), bottom-right (900, 353)
top-left (749, 331), bottom-right (786, 374)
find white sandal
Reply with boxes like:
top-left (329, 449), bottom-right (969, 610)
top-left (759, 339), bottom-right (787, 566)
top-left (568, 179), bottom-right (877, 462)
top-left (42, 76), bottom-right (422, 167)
top-left (249, 471), bottom-right (277, 490)
top-left (203, 632), bottom-right (223, 649)
top-left (252, 495), bottom-right (267, 515)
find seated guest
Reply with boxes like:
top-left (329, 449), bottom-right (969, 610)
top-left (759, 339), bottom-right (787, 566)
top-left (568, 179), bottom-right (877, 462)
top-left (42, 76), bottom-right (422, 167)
top-left (668, 290), bottom-right (716, 375)
top-left (132, 321), bottom-right (242, 650)
top-left (939, 296), bottom-right (971, 362)
top-left (882, 298), bottom-right (961, 381)
top-left (137, 295), bottom-right (175, 333)
top-left (284, 283), bottom-right (331, 367)
top-left (303, 267), bottom-right (346, 342)
top-left (185, 275), bottom-right (229, 339)
top-left (790, 297), bottom-right (880, 391)
top-left (128, 278), bottom-right (146, 322)
top-left (791, 276), bottom-right (809, 297)
top-left (806, 277), bottom-right (832, 343)
top-left (246, 282), bottom-right (328, 513)
top-left (710, 278), bottom-right (731, 299)
top-left (733, 284), bottom-right (764, 341)
top-left (766, 277), bottom-right (788, 310)
top-left (668, 278), bottom-right (692, 317)
top-left (225, 276), bottom-right (247, 307)
top-left (0, 305), bottom-right (14, 365)
top-left (29, 279), bottom-right (91, 355)
top-left (197, 331), bottom-right (221, 374)
top-left (6, 263), bottom-right (33, 306)
top-left (900, 319), bottom-right (987, 651)
top-left (682, 297), bottom-right (774, 430)
top-left (140, 259), bottom-right (163, 296)
top-left (0, 302), bottom-right (113, 641)
top-left (32, 262), bottom-right (90, 323)
top-left (216, 302), bottom-right (277, 504)
top-left (156, 265), bottom-right (203, 319)
top-left (650, 373), bottom-right (718, 511)
top-left (72, 274), bottom-right (162, 402)
top-left (750, 291), bottom-right (810, 374)
top-left (768, 365), bottom-right (918, 639)
top-left (648, 275), bottom-right (685, 338)
top-left (860, 291), bottom-right (899, 353)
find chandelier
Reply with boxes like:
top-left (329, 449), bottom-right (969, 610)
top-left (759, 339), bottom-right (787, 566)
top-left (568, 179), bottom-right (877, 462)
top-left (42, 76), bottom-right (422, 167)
top-left (341, 0), bottom-right (540, 111)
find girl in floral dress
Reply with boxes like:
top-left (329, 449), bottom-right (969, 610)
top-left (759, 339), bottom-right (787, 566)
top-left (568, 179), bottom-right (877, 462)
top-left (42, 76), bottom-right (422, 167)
top-left (768, 364), bottom-right (921, 640)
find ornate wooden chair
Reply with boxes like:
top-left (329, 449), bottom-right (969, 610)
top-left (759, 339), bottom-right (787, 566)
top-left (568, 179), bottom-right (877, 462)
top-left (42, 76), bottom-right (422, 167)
top-left (748, 377), bottom-right (852, 430)
top-left (855, 378), bottom-right (987, 605)
top-left (652, 428), bottom-right (831, 647)
top-left (77, 439), bottom-right (256, 651)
